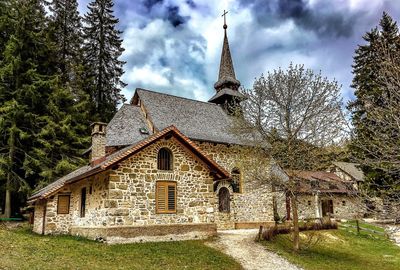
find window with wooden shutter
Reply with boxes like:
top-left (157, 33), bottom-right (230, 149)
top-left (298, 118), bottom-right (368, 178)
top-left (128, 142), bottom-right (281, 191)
top-left (57, 195), bottom-right (70, 214)
top-left (156, 181), bottom-right (176, 214)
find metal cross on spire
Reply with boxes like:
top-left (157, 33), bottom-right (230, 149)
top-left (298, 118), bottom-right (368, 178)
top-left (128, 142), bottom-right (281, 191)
top-left (222, 10), bottom-right (228, 29)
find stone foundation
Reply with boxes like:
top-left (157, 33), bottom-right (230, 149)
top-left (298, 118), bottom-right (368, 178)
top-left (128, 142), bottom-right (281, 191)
top-left (70, 223), bottom-right (217, 243)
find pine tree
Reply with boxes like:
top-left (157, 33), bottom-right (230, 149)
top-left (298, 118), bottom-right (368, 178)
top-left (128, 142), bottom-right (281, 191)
top-left (48, 0), bottom-right (83, 87)
top-left (0, 0), bottom-right (90, 217)
top-left (0, 0), bottom-right (53, 217)
top-left (83, 0), bottom-right (126, 122)
top-left (348, 12), bottom-right (400, 194)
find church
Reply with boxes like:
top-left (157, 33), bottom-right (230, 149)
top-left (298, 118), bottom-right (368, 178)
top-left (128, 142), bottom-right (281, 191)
top-left (27, 20), bottom-right (281, 243)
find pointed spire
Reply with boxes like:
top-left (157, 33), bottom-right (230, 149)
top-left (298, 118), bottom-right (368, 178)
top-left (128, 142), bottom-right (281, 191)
top-left (214, 10), bottom-right (241, 91)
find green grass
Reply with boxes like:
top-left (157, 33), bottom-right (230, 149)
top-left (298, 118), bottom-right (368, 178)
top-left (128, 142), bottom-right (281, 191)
top-left (263, 222), bottom-right (400, 270)
top-left (0, 226), bottom-right (242, 270)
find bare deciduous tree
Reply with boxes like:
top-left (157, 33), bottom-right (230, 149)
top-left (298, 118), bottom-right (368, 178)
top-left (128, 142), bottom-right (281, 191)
top-left (236, 63), bottom-right (348, 250)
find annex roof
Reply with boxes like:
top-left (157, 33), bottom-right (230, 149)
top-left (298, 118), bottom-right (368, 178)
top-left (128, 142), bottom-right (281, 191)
top-left (332, 162), bottom-right (365, 182)
top-left (28, 126), bottom-right (231, 203)
top-left (292, 170), bottom-right (357, 195)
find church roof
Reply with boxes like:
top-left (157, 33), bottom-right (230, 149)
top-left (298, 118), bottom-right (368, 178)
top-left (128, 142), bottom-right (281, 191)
top-left (208, 87), bottom-right (246, 103)
top-left (130, 88), bottom-right (260, 146)
top-left (106, 104), bottom-right (149, 147)
top-left (28, 126), bottom-right (231, 203)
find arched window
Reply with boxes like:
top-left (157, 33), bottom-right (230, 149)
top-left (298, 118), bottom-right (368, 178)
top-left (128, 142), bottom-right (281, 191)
top-left (231, 168), bottom-right (241, 193)
top-left (157, 148), bottom-right (172, 170)
top-left (218, 187), bottom-right (230, 213)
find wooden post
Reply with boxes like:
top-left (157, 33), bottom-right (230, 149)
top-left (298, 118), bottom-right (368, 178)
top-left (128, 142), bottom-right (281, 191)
top-left (356, 219), bottom-right (360, 234)
top-left (258, 225), bottom-right (263, 241)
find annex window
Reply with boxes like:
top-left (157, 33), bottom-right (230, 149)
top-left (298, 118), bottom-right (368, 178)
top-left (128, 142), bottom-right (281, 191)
top-left (231, 168), bottom-right (241, 193)
top-left (156, 181), bottom-right (176, 214)
top-left (80, 187), bottom-right (86, 218)
top-left (157, 148), bottom-right (173, 170)
top-left (57, 195), bottom-right (70, 214)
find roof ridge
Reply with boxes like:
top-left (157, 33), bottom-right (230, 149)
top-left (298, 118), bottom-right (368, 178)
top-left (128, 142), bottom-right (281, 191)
top-left (136, 88), bottom-right (220, 107)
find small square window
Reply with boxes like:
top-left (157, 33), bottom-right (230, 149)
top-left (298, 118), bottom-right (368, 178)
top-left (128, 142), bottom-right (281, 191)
top-left (307, 200), bottom-right (312, 206)
top-left (342, 201), bottom-right (346, 206)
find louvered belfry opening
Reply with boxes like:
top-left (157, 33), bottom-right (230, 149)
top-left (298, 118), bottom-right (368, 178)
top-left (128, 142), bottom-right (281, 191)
top-left (158, 148), bottom-right (172, 170)
top-left (231, 168), bottom-right (241, 193)
top-left (218, 187), bottom-right (230, 213)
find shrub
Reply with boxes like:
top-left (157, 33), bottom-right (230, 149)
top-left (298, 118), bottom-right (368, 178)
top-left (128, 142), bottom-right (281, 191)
top-left (261, 218), bottom-right (338, 241)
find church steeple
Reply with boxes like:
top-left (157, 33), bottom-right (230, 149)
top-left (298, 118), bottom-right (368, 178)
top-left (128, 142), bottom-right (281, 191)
top-left (209, 10), bottom-right (245, 111)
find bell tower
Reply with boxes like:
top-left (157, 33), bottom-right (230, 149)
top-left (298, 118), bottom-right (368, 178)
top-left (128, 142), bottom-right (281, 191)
top-left (208, 10), bottom-right (246, 114)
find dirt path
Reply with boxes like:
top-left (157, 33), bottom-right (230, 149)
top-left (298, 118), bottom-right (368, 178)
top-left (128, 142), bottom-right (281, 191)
top-left (206, 229), bottom-right (302, 270)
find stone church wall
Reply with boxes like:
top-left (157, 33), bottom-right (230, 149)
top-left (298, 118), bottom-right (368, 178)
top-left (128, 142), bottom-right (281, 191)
top-left (35, 172), bottom-right (110, 235)
top-left (195, 141), bottom-right (275, 227)
top-left (104, 137), bottom-right (216, 228)
top-left (33, 202), bottom-right (45, 234)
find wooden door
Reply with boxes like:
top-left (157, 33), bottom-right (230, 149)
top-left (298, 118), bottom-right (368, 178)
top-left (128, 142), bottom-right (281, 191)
top-left (321, 200), bottom-right (334, 217)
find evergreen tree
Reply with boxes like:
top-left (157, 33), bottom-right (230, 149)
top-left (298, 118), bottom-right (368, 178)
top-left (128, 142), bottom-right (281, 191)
top-left (0, 0), bottom-right (90, 217)
top-left (83, 0), bottom-right (126, 122)
top-left (348, 12), bottom-right (400, 195)
top-left (48, 0), bottom-right (83, 87)
top-left (0, 0), bottom-right (52, 217)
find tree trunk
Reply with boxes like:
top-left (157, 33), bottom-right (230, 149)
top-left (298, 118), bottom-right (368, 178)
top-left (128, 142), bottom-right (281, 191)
top-left (4, 178), bottom-right (11, 218)
top-left (291, 192), bottom-right (300, 251)
top-left (4, 124), bottom-right (16, 218)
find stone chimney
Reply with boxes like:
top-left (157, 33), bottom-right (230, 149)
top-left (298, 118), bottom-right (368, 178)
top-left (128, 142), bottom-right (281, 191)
top-left (90, 122), bottom-right (107, 166)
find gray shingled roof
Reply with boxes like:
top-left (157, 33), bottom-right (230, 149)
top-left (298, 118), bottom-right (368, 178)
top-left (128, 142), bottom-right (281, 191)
top-left (333, 162), bottom-right (365, 182)
top-left (106, 104), bottom-right (149, 147)
top-left (135, 88), bottom-right (261, 145)
top-left (208, 88), bottom-right (246, 103)
top-left (28, 165), bottom-right (93, 202)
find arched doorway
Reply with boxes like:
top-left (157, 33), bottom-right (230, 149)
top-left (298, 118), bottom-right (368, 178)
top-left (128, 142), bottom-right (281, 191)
top-left (218, 187), bottom-right (230, 213)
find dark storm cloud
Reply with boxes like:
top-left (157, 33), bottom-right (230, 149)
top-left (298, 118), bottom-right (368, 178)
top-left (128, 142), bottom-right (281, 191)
top-left (239, 0), bottom-right (360, 38)
top-left (143, 0), bottom-right (164, 10)
top-left (166, 6), bottom-right (189, 27)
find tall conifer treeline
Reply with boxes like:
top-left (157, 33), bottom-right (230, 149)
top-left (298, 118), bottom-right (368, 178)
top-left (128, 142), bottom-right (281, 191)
top-left (348, 12), bottom-right (400, 196)
top-left (0, 0), bottom-right (126, 217)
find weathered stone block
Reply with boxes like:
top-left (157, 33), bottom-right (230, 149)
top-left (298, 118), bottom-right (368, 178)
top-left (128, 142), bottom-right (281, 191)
top-left (194, 165), bottom-right (203, 171)
top-left (109, 190), bottom-right (123, 199)
top-left (117, 184), bottom-right (128, 190)
top-left (108, 209), bottom-right (129, 216)
top-left (181, 164), bottom-right (189, 171)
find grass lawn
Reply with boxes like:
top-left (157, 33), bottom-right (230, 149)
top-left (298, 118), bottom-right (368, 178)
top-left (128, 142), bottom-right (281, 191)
top-left (263, 221), bottom-right (400, 270)
top-left (0, 226), bottom-right (242, 270)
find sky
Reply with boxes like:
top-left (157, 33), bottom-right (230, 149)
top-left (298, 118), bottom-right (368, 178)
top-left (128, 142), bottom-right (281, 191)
top-left (77, 0), bottom-right (400, 104)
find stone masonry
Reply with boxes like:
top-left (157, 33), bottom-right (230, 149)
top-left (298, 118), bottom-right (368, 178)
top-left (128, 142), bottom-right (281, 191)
top-left (33, 137), bottom-right (276, 241)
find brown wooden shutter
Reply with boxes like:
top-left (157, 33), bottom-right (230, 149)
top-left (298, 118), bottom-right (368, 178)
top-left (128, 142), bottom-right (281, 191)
top-left (57, 195), bottom-right (70, 214)
top-left (168, 185), bottom-right (176, 211)
top-left (157, 183), bottom-right (167, 212)
top-left (156, 182), bottom-right (176, 213)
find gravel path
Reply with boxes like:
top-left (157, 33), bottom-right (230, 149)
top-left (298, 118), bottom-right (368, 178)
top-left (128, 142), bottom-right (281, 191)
top-left (206, 229), bottom-right (302, 270)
